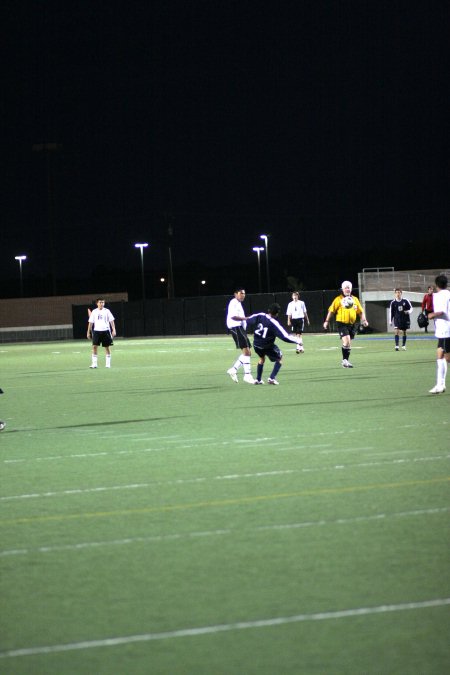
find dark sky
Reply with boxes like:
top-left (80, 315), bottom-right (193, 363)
top-left (2, 0), bottom-right (449, 291)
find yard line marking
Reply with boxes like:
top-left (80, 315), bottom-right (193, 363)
top-left (1, 598), bottom-right (449, 658)
top-left (2, 455), bottom-right (449, 501)
top-left (0, 477), bottom-right (448, 525)
top-left (1, 507), bottom-right (447, 558)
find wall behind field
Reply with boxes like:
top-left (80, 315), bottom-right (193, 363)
top-left (0, 293), bottom-right (128, 342)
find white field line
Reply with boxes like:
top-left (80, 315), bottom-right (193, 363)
top-left (1, 597), bottom-right (449, 659)
top-left (1, 506), bottom-right (448, 558)
top-left (7, 419), bottom-right (442, 442)
top-left (4, 418), bottom-right (449, 462)
top-left (2, 455), bottom-right (449, 502)
top-left (64, 419), bottom-right (450, 439)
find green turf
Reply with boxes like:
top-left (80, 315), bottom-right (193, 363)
top-left (0, 333), bottom-right (449, 674)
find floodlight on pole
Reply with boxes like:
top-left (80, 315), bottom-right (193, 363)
top-left (14, 255), bottom-right (27, 297)
top-left (252, 247), bottom-right (264, 293)
top-left (134, 243), bottom-right (149, 303)
top-left (259, 234), bottom-right (270, 292)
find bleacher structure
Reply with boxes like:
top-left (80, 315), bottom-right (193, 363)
top-left (358, 268), bottom-right (450, 332)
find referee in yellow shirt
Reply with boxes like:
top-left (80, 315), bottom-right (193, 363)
top-left (323, 281), bottom-right (368, 368)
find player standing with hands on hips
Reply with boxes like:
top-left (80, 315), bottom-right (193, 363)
top-left (427, 274), bottom-right (450, 394)
top-left (87, 298), bottom-right (116, 368)
top-left (323, 281), bottom-right (368, 368)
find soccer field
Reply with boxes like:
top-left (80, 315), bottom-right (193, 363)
top-left (0, 334), bottom-right (449, 674)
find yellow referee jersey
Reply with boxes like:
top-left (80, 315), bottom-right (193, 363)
top-left (328, 295), bottom-right (363, 324)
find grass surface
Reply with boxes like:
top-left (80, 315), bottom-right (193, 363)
top-left (0, 333), bottom-right (449, 674)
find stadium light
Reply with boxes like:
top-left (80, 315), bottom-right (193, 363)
top-left (14, 255), bottom-right (27, 297)
top-left (259, 234), bottom-right (270, 292)
top-left (134, 243), bottom-right (149, 303)
top-left (252, 247), bottom-right (264, 293)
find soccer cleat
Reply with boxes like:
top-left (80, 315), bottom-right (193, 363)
top-left (0, 421), bottom-right (5, 431)
top-left (429, 385), bottom-right (445, 394)
top-left (227, 368), bottom-right (238, 383)
top-left (296, 345), bottom-right (304, 354)
top-left (402, 346), bottom-right (406, 350)
top-left (267, 378), bottom-right (279, 385)
top-left (89, 365), bottom-right (97, 369)
top-left (395, 346), bottom-right (399, 351)
top-left (254, 379), bottom-right (265, 385)
top-left (105, 364), bottom-right (111, 368)
top-left (243, 374), bottom-right (256, 384)
top-left (341, 359), bottom-right (348, 367)
top-left (346, 361), bottom-right (353, 368)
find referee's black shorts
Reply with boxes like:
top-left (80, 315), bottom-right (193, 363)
top-left (229, 325), bottom-right (251, 350)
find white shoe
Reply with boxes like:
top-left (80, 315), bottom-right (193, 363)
top-left (341, 359), bottom-right (353, 368)
top-left (89, 365), bottom-right (97, 369)
top-left (227, 368), bottom-right (238, 383)
top-left (106, 364), bottom-right (111, 368)
top-left (296, 346), bottom-right (304, 354)
top-left (395, 346), bottom-right (399, 351)
top-left (243, 374), bottom-right (256, 384)
top-left (429, 385), bottom-right (445, 394)
top-left (254, 379), bottom-right (265, 385)
top-left (402, 346), bottom-right (406, 350)
top-left (267, 378), bottom-right (279, 385)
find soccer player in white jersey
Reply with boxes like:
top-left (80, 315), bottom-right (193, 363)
top-left (427, 274), bottom-right (450, 394)
top-left (286, 291), bottom-right (310, 353)
top-left (226, 288), bottom-right (255, 384)
top-left (87, 298), bottom-right (116, 368)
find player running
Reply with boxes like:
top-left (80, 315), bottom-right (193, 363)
top-left (246, 303), bottom-right (302, 385)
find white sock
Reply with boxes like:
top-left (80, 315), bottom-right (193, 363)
top-left (233, 358), bottom-right (241, 370)
top-left (91, 355), bottom-right (98, 366)
top-left (241, 355), bottom-right (251, 375)
top-left (437, 359), bottom-right (447, 386)
top-left (106, 354), bottom-right (111, 367)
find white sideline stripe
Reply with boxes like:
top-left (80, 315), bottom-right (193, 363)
top-left (1, 507), bottom-right (447, 557)
top-left (1, 598), bottom-right (449, 659)
top-left (2, 455), bottom-right (449, 501)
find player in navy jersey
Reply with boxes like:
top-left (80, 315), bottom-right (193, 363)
top-left (390, 289), bottom-right (413, 350)
top-left (246, 303), bottom-right (301, 385)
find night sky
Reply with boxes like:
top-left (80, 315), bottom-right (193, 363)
top-left (2, 1), bottom-right (448, 296)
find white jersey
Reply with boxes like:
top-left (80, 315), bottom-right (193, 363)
top-left (226, 297), bottom-right (246, 329)
top-left (89, 308), bottom-right (115, 331)
top-left (286, 300), bottom-right (307, 319)
top-left (432, 289), bottom-right (450, 338)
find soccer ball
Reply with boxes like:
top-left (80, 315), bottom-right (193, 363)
top-left (343, 295), bottom-right (354, 309)
top-left (0, 421), bottom-right (5, 431)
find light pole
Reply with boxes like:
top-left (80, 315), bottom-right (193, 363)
top-left (260, 234), bottom-right (270, 292)
top-left (252, 247), bottom-right (264, 293)
top-left (134, 243), bottom-right (149, 334)
top-left (134, 243), bottom-right (149, 303)
top-left (14, 255), bottom-right (27, 297)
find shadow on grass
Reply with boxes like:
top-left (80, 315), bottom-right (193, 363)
top-left (5, 415), bottom-right (191, 432)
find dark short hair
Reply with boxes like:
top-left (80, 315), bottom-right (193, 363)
top-left (435, 274), bottom-right (448, 289)
top-left (268, 303), bottom-right (281, 315)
